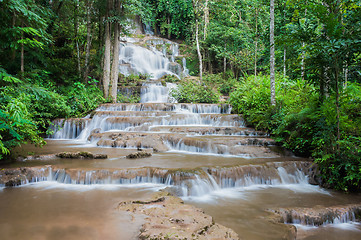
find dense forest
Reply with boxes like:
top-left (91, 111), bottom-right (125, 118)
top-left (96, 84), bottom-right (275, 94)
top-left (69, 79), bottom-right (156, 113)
top-left (0, 0), bottom-right (361, 192)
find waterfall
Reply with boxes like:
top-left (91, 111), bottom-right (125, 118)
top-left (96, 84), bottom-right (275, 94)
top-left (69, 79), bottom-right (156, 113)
top-left (5, 162), bottom-right (314, 197)
top-left (140, 82), bottom-right (178, 103)
top-left (118, 41), bottom-right (186, 79)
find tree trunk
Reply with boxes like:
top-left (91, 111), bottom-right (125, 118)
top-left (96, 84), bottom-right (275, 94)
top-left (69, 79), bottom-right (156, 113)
top-left (110, 1), bottom-right (120, 103)
top-left (301, 42), bottom-right (305, 80)
top-left (301, 7), bottom-right (307, 80)
top-left (167, 16), bottom-right (171, 39)
top-left (344, 64), bottom-right (348, 88)
top-left (254, 7), bottom-right (258, 77)
top-left (270, 0), bottom-right (276, 106)
top-left (283, 48), bottom-right (286, 77)
top-left (195, 19), bottom-right (202, 81)
top-left (335, 57), bottom-right (340, 151)
top-left (102, 0), bottom-right (112, 99)
top-left (204, 0), bottom-right (209, 40)
top-left (20, 21), bottom-right (24, 76)
top-left (84, 0), bottom-right (93, 82)
top-left (74, 0), bottom-right (81, 79)
top-left (224, 56), bottom-right (227, 74)
top-left (12, 12), bottom-right (16, 61)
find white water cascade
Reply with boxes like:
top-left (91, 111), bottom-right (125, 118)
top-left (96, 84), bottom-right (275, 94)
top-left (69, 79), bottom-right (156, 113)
top-left (118, 38), bottom-right (187, 79)
top-left (5, 162), bottom-right (312, 197)
top-left (119, 43), bottom-right (175, 79)
top-left (140, 82), bottom-right (178, 103)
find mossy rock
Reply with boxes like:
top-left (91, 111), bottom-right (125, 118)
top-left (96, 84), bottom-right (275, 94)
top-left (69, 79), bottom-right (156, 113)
top-left (56, 152), bottom-right (107, 159)
top-left (126, 151), bottom-right (152, 159)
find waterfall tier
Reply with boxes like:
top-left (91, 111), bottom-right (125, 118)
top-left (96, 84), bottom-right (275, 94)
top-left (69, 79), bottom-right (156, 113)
top-left (0, 161), bottom-right (312, 197)
top-left (118, 37), bottom-right (188, 79)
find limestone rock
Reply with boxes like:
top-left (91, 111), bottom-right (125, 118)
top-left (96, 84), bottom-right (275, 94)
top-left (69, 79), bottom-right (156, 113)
top-left (267, 204), bottom-right (361, 226)
top-left (0, 167), bottom-right (50, 187)
top-left (126, 151), bottom-right (152, 159)
top-left (56, 152), bottom-right (107, 159)
top-left (118, 192), bottom-right (239, 240)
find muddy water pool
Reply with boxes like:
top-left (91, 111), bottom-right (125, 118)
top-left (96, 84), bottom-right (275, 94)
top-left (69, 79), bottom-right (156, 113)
top-left (1, 140), bottom-right (361, 239)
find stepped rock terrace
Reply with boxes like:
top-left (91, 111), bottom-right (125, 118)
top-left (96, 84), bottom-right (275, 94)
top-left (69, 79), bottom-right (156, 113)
top-left (2, 81), bottom-right (361, 240)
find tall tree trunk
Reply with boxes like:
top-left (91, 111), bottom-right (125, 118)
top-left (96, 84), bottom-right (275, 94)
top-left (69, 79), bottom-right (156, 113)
top-left (344, 62), bottom-right (348, 88)
top-left (20, 21), bottom-right (24, 76)
top-left (319, 66), bottom-right (325, 103)
top-left (84, 0), bottom-right (93, 82)
top-left (283, 48), bottom-right (286, 77)
top-left (74, 0), bottom-right (81, 79)
top-left (224, 56), bottom-right (227, 74)
top-left (301, 7), bottom-right (307, 80)
top-left (208, 52), bottom-right (212, 74)
top-left (110, 1), bottom-right (120, 103)
top-left (195, 19), bottom-right (202, 81)
top-left (204, 0), bottom-right (209, 40)
top-left (102, 0), bottom-right (112, 99)
top-left (254, 7), bottom-right (258, 77)
top-left (270, 0), bottom-right (276, 106)
top-left (12, 12), bottom-right (16, 61)
top-left (167, 16), bottom-right (171, 39)
top-left (301, 42), bottom-right (305, 80)
top-left (335, 58), bottom-right (340, 151)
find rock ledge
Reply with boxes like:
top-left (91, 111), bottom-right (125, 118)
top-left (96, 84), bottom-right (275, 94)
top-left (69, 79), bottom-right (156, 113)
top-left (118, 192), bottom-right (239, 240)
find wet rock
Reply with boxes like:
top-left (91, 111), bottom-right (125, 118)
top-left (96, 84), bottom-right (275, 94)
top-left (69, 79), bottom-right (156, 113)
top-left (56, 152), bottom-right (108, 159)
top-left (160, 186), bottom-right (184, 197)
top-left (267, 204), bottom-right (361, 227)
top-left (126, 151), bottom-right (152, 159)
top-left (23, 154), bottom-right (57, 161)
top-left (0, 167), bottom-right (50, 187)
top-left (94, 154), bottom-right (108, 159)
top-left (93, 132), bottom-right (170, 152)
top-left (307, 163), bottom-right (323, 186)
top-left (118, 192), bottom-right (239, 240)
top-left (4, 177), bottom-right (23, 187)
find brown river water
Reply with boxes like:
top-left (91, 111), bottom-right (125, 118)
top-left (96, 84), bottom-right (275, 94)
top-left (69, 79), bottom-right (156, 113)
top-left (1, 139), bottom-right (360, 240)
top-left (1, 92), bottom-right (361, 240)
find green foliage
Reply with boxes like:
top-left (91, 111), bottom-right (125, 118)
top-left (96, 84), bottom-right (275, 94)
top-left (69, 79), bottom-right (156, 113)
top-left (161, 74), bottom-right (179, 83)
top-left (203, 73), bottom-right (238, 95)
top-left (0, 88), bottom-right (45, 160)
top-left (117, 93), bottom-right (140, 103)
top-left (230, 75), bottom-right (361, 191)
top-left (144, 0), bottom-right (194, 39)
top-left (62, 78), bottom-right (105, 117)
top-left (171, 78), bottom-right (220, 103)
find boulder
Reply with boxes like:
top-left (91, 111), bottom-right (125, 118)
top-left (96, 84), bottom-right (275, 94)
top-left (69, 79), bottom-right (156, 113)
top-left (126, 151), bottom-right (152, 159)
top-left (118, 192), bottom-right (239, 240)
top-left (56, 152), bottom-right (107, 159)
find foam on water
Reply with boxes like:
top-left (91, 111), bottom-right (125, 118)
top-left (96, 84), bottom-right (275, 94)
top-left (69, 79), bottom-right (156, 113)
top-left (22, 181), bottom-right (167, 192)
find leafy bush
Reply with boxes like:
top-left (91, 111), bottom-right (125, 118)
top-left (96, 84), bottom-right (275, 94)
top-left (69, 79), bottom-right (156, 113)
top-left (0, 73), bottom-right (46, 160)
top-left (229, 74), bottom-right (361, 191)
top-left (171, 79), bottom-right (220, 103)
top-left (61, 78), bottom-right (105, 117)
top-left (203, 73), bottom-right (238, 95)
top-left (0, 69), bottom-right (105, 160)
top-left (117, 93), bottom-right (140, 103)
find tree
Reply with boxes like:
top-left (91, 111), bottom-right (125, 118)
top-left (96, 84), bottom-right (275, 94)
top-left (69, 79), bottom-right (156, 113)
top-left (102, 0), bottom-right (112, 99)
top-left (270, 0), bottom-right (275, 106)
top-left (110, 0), bottom-right (121, 103)
top-left (193, 0), bottom-right (203, 81)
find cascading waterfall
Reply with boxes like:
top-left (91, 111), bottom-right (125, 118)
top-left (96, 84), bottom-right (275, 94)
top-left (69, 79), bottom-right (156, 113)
top-left (118, 38), bottom-right (187, 80)
top-left (140, 82), bottom-right (178, 103)
top-left (118, 43), bottom-right (175, 79)
top-left (7, 162), bottom-right (313, 197)
top-left (277, 205), bottom-right (361, 226)
top-left (49, 102), bottom-right (235, 142)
